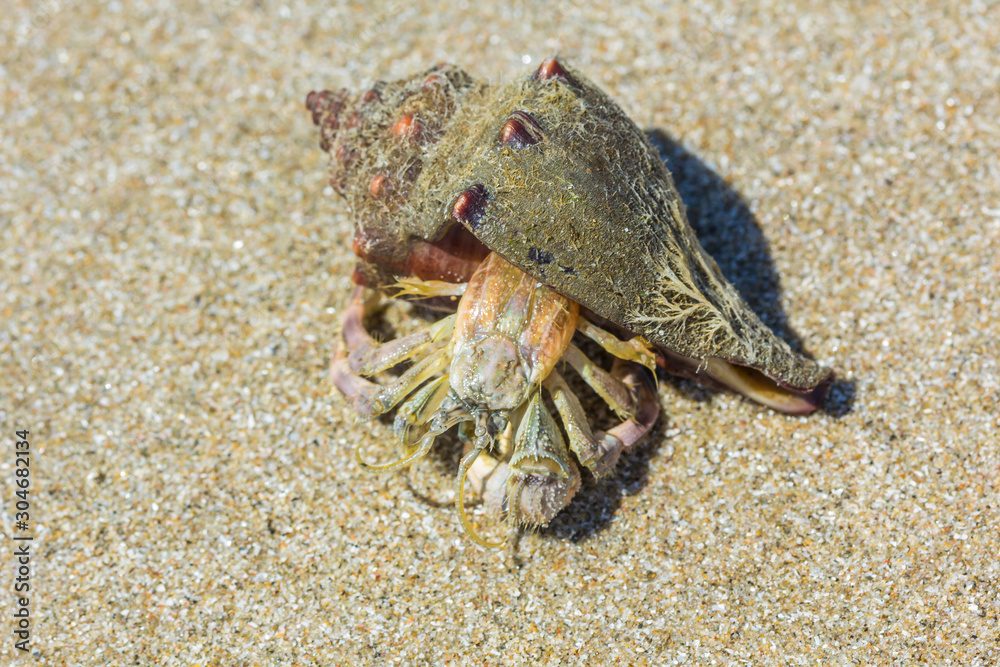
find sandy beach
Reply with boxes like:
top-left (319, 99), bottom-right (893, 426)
top-left (1, 1), bottom-right (998, 663)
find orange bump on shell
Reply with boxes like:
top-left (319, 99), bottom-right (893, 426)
top-left (369, 173), bottom-right (390, 198)
top-left (391, 113), bottom-right (421, 139)
top-left (351, 233), bottom-right (366, 257)
top-left (534, 56), bottom-right (570, 81)
top-left (451, 184), bottom-right (488, 228)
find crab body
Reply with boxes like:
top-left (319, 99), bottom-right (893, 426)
top-left (307, 57), bottom-right (833, 544)
top-left (333, 252), bottom-right (658, 544)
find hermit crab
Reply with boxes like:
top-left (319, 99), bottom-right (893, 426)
top-left (307, 57), bottom-right (832, 546)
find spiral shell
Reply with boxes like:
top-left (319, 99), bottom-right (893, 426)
top-left (307, 57), bottom-right (832, 412)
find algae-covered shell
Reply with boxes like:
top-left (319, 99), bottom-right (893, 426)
top-left (307, 57), bottom-right (833, 413)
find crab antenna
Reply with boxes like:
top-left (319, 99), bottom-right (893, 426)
top-left (355, 434), bottom-right (436, 473)
top-left (455, 439), bottom-right (505, 549)
top-left (359, 393), bottom-right (476, 473)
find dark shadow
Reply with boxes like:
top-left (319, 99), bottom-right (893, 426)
top-left (820, 377), bottom-right (856, 417)
top-left (646, 129), bottom-right (855, 416)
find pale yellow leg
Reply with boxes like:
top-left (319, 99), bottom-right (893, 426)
top-left (563, 344), bottom-right (636, 420)
top-left (359, 348), bottom-right (450, 418)
top-left (390, 277), bottom-right (467, 299)
top-left (348, 315), bottom-right (454, 376)
top-left (576, 319), bottom-right (657, 375)
top-left (391, 375), bottom-right (452, 447)
top-left (334, 286), bottom-right (453, 418)
top-left (544, 370), bottom-right (623, 475)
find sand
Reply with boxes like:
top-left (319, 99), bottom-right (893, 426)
top-left (1, 0), bottom-right (998, 664)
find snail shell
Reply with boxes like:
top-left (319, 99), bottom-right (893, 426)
top-left (307, 57), bottom-right (832, 412)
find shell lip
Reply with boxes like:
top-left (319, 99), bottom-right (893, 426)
top-left (578, 306), bottom-right (831, 414)
top-left (657, 347), bottom-right (833, 415)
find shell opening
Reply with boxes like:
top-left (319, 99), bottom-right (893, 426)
top-left (658, 349), bottom-right (830, 414)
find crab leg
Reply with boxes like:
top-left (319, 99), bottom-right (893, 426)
top-left (546, 358), bottom-right (659, 476)
top-left (359, 385), bottom-right (475, 473)
top-left (563, 343), bottom-right (636, 420)
top-left (333, 286), bottom-right (453, 415)
top-left (340, 286), bottom-right (380, 351)
top-left (390, 277), bottom-right (468, 299)
top-left (368, 348), bottom-right (450, 416)
top-left (576, 319), bottom-right (657, 374)
top-left (357, 377), bottom-right (449, 471)
top-left (348, 318), bottom-right (453, 376)
top-left (391, 375), bottom-right (452, 447)
top-left (336, 342), bottom-right (449, 419)
top-left (544, 370), bottom-right (621, 475)
top-left (339, 286), bottom-right (455, 376)
top-left (604, 358), bottom-right (660, 450)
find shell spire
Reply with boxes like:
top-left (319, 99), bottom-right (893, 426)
top-left (306, 65), bottom-right (488, 287)
top-left (305, 88), bottom-right (350, 154)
